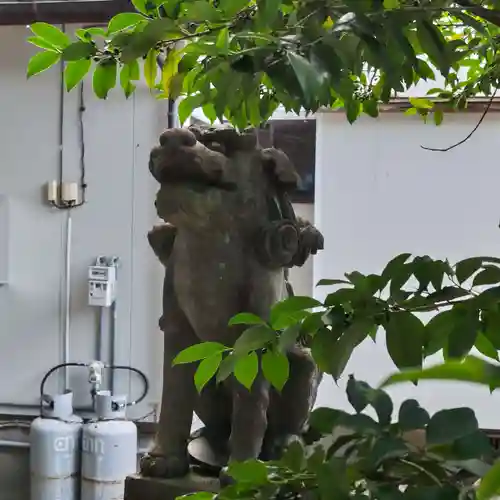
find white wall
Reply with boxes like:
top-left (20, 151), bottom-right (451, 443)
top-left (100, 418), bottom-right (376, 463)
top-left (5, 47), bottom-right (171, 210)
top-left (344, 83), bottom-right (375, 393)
top-left (0, 25), bottom-right (165, 418)
top-left (313, 111), bottom-right (500, 427)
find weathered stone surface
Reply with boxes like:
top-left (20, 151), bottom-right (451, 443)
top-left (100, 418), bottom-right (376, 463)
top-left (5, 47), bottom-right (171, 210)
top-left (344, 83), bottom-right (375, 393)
top-left (140, 125), bottom-right (325, 480)
top-left (124, 473), bottom-right (219, 500)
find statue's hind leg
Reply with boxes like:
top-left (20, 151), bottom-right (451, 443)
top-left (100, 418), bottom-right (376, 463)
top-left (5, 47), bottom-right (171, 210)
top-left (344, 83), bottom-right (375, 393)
top-left (262, 346), bottom-right (322, 460)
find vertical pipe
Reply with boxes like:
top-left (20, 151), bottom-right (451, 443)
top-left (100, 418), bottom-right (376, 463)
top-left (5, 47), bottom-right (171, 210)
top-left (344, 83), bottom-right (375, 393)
top-left (62, 210), bottom-right (72, 390)
top-left (109, 301), bottom-right (117, 393)
top-left (59, 23), bottom-right (68, 393)
top-left (97, 307), bottom-right (105, 362)
top-left (57, 25), bottom-right (65, 191)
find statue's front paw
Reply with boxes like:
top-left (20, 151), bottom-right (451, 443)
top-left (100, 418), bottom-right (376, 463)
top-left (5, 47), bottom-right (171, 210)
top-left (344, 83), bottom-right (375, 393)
top-left (140, 452), bottom-right (190, 478)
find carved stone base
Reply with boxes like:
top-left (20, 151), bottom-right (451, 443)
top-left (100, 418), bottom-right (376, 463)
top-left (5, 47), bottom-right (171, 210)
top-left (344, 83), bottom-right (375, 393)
top-left (124, 472), bottom-right (220, 500)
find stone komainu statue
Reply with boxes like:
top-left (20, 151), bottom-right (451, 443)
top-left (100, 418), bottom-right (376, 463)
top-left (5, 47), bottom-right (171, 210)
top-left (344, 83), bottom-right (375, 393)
top-left (141, 125), bottom-right (324, 480)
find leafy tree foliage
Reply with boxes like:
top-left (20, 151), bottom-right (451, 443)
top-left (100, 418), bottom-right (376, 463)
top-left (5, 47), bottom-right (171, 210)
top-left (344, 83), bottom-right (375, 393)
top-left (26, 0), bottom-right (500, 127)
top-left (181, 378), bottom-right (498, 500)
top-left (176, 255), bottom-right (500, 393)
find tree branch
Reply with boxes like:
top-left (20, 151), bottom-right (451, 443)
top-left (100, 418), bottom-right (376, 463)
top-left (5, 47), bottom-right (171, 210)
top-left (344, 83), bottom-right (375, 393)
top-left (454, 0), bottom-right (500, 28)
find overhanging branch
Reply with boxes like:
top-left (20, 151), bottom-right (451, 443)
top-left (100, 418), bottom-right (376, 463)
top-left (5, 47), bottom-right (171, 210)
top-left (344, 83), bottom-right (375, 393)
top-left (454, 0), bottom-right (500, 28)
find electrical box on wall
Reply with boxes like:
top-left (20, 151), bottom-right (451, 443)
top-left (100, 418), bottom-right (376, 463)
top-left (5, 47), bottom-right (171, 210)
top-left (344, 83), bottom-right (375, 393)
top-left (88, 264), bottom-right (117, 307)
top-left (0, 195), bottom-right (8, 285)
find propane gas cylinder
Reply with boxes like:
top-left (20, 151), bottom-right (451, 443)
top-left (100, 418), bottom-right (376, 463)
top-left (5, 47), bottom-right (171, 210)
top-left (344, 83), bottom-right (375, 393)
top-left (81, 391), bottom-right (137, 500)
top-left (30, 391), bottom-right (83, 500)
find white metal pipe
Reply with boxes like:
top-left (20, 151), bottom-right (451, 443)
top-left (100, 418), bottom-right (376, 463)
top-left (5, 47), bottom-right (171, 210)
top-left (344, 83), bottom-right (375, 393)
top-left (62, 210), bottom-right (72, 390)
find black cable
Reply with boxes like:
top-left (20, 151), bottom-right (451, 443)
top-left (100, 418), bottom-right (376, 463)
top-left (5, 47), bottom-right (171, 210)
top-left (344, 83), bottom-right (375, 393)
top-left (77, 83), bottom-right (88, 204)
top-left (39, 362), bottom-right (87, 398)
top-left (106, 365), bottom-right (150, 407)
top-left (39, 362), bottom-right (150, 410)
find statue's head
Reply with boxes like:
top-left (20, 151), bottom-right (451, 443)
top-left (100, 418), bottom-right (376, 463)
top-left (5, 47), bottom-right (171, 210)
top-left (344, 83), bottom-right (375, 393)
top-left (149, 124), bottom-right (301, 231)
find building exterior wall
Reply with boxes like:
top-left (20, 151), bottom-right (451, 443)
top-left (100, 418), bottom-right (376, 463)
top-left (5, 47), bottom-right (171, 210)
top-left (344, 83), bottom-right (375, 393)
top-left (0, 26), bottom-right (315, 499)
top-left (0, 24), bottom-right (166, 499)
top-left (313, 111), bottom-right (500, 428)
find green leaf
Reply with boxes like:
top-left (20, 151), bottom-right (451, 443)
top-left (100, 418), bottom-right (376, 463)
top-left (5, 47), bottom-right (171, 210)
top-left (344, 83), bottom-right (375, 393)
top-left (447, 308), bottom-right (479, 359)
top-left (219, 0), bottom-right (249, 17)
top-left (424, 309), bottom-right (455, 357)
top-left (120, 60), bottom-right (140, 98)
top-left (64, 59), bottom-right (92, 92)
top-left (272, 310), bottom-right (310, 331)
top-left (161, 48), bottom-right (182, 97)
top-left (370, 389), bottom-right (393, 426)
top-left (216, 353), bottom-right (237, 383)
top-left (261, 349), bottom-right (289, 391)
top-left (144, 48), bottom-right (158, 90)
top-left (345, 99), bottom-right (361, 124)
top-left (477, 459), bottom-right (500, 500)
top-left (258, 0), bottom-right (281, 27)
top-left (234, 351), bottom-right (258, 389)
top-left (202, 103), bottom-right (217, 124)
top-left (278, 323), bottom-right (301, 351)
top-left (383, 0), bottom-right (400, 9)
top-left (311, 327), bottom-right (341, 374)
top-left (455, 257), bottom-right (484, 283)
top-left (194, 352), bottom-right (222, 392)
top-left (229, 313), bottom-right (266, 326)
top-left (178, 94), bottom-right (205, 125)
top-left (380, 355), bottom-right (500, 389)
top-left (173, 341), bottom-right (227, 365)
top-left (287, 51), bottom-right (324, 104)
top-left (29, 23), bottom-right (70, 49)
top-left (270, 296), bottom-right (322, 329)
top-left (381, 252), bottom-right (412, 284)
top-left (409, 97), bottom-right (434, 110)
top-left (398, 399), bottom-right (430, 431)
top-left (75, 27), bottom-right (106, 40)
top-left (362, 99), bottom-right (379, 118)
top-left (61, 41), bottom-right (96, 61)
top-left (215, 27), bottom-right (230, 56)
top-left (369, 436), bottom-right (408, 466)
top-left (92, 61), bottom-right (117, 99)
top-left (309, 408), bottom-right (343, 434)
top-left (183, 1), bottom-right (222, 22)
top-left (108, 12), bottom-right (146, 35)
top-left (483, 310), bottom-right (500, 349)
top-left (227, 459), bottom-right (269, 485)
top-left (281, 440), bottom-right (305, 472)
top-left (182, 493), bottom-right (216, 500)
top-left (385, 312), bottom-right (424, 369)
top-left (473, 266), bottom-right (500, 286)
top-left (416, 20), bottom-right (450, 76)
top-left (426, 407), bottom-right (478, 446)
top-left (233, 325), bottom-right (275, 355)
top-left (433, 109), bottom-right (444, 126)
top-left (307, 445), bottom-right (326, 473)
top-left (27, 36), bottom-right (60, 52)
top-left (131, 0), bottom-right (148, 14)
top-left (452, 430), bottom-right (494, 460)
top-left (475, 333), bottom-right (499, 361)
top-left (346, 376), bottom-right (370, 413)
top-left (27, 51), bottom-right (60, 78)
top-left (316, 279), bottom-right (351, 287)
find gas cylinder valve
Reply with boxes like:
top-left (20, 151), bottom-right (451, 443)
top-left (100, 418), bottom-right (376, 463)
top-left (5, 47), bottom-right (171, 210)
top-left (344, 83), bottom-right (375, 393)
top-left (88, 361), bottom-right (104, 393)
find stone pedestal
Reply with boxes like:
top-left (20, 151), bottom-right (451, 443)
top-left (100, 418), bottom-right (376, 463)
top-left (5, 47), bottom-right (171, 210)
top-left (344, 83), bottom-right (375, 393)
top-left (124, 473), bottom-right (220, 500)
